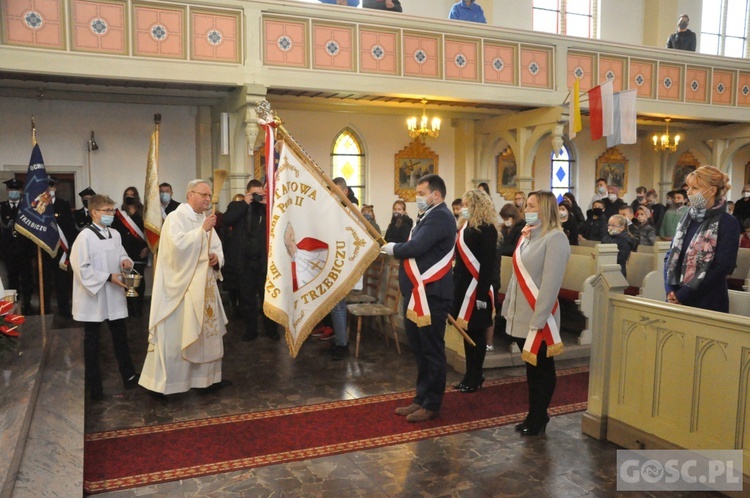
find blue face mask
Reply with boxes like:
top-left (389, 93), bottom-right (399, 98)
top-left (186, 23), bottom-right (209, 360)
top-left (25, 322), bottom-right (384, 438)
top-left (524, 212), bottom-right (539, 225)
top-left (160, 192), bottom-right (171, 204)
top-left (8, 191), bottom-right (20, 201)
top-left (100, 214), bottom-right (114, 227)
top-left (461, 207), bottom-right (470, 219)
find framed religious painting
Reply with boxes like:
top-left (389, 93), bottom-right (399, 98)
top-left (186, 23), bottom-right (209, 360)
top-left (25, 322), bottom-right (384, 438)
top-left (394, 139), bottom-right (438, 202)
top-left (495, 147), bottom-right (535, 200)
top-left (595, 147), bottom-right (628, 196)
top-left (745, 159), bottom-right (750, 187)
top-left (673, 151), bottom-right (700, 189)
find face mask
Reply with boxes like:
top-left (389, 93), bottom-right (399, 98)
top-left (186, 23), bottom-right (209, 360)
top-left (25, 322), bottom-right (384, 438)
top-left (678, 21), bottom-right (688, 29)
top-left (49, 190), bottom-right (55, 199)
top-left (160, 192), bottom-right (171, 204)
top-left (608, 228), bottom-right (620, 236)
top-left (637, 195), bottom-right (644, 201)
top-left (598, 186), bottom-right (607, 194)
top-left (559, 210), bottom-right (568, 219)
top-left (608, 193), bottom-right (617, 202)
top-left (504, 219), bottom-right (513, 227)
top-left (592, 208), bottom-right (603, 216)
top-left (82, 199), bottom-right (89, 209)
top-left (100, 214), bottom-right (114, 227)
top-left (673, 201), bottom-right (683, 207)
top-left (416, 192), bottom-right (432, 212)
top-left (744, 192), bottom-right (750, 199)
top-left (392, 212), bottom-right (402, 218)
top-left (524, 212), bottom-right (539, 225)
top-left (515, 200), bottom-right (524, 207)
top-left (8, 191), bottom-right (20, 201)
top-left (461, 207), bottom-right (470, 219)
top-left (252, 193), bottom-right (264, 203)
top-left (124, 196), bottom-right (136, 205)
top-left (666, 199), bottom-right (673, 206)
top-left (688, 189), bottom-right (710, 210)
top-left (364, 214), bottom-right (373, 221)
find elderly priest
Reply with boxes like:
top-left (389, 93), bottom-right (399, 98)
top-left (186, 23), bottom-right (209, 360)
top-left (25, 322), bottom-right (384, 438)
top-left (139, 179), bottom-right (229, 395)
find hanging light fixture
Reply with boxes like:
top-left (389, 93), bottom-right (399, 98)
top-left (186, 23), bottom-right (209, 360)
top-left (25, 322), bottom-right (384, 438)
top-left (407, 99), bottom-right (440, 140)
top-left (652, 118), bottom-right (680, 152)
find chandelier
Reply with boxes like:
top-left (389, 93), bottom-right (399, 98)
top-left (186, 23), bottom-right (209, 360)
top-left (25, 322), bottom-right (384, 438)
top-left (653, 118), bottom-right (680, 152)
top-left (407, 99), bottom-right (440, 140)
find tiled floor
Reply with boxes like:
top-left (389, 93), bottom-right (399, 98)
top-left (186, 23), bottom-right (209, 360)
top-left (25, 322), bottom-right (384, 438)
top-left (81, 307), bottom-right (720, 497)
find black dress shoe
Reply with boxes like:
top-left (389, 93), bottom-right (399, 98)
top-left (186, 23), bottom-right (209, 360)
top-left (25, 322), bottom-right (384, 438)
top-left (453, 380), bottom-right (468, 390)
top-left (124, 373), bottom-right (140, 390)
top-left (514, 422), bottom-right (527, 432)
top-left (520, 418), bottom-right (549, 436)
top-left (460, 376), bottom-right (485, 393)
top-left (209, 379), bottom-right (232, 390)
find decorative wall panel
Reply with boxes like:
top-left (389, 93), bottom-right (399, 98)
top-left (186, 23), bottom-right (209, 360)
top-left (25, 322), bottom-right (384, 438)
top-left (599, 56), bottom-right (626, 93)
top-left (483, 42), bottom-right (516, 85)
top-left (567, 51), bottom-right (595, 91)
top-left (133, 3), bottom-right (185, 59)
top-left (657, 63), bottom-right (682, 101)
top-left (263, 17), bottom-right (308, 68)
top-left (712, 69), bottom-right (735, 106)
top-left (738, 73), bottom-right (750, 107)
top-left (444, 37), bottom-right (479, 82)
top-left (359, 28), bottom-right (399, 75)
top-left (629, 59), bottom-right (655, 99)
top-left (685, 66), bottom-right (709, 104)
top-left (191, 9), bottom-right (240, 63)
top-left (4, 0), bottom-right (65, 49)
top-left (312, 22), bottom-right (354, 71)
top-left (520, 45), bottom-right (552, 89)
top-left (71, 0), bottom-right (126, 54)
top-left (403, 32), bottom-right (441, 79)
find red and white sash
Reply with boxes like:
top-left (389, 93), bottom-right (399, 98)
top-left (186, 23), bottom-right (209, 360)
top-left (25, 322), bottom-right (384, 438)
top-left (455, 224), bottom-right (494, 329)
top-left (56, 225), bottom-right (69, 270)
top-left (404, 240), bottom-right (454, 327)
top-left (115, 209), bottom-right (146, 242)
top-left (512, 234), bottom-right (565, 366)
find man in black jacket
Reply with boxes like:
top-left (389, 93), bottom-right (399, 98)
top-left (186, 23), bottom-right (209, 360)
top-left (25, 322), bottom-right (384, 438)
top-left (159, 182), bottom-right (180, 218)
top-left (223, 179), bottom-right (279, 341)
top-left (667, 14), bottom-right (696, 51)
top-left (0, 178), bottom-right (35, 313)
top-left (73, 187), bottom-right (96, 231)
top-left (42, 178), bottom-right (78, 317)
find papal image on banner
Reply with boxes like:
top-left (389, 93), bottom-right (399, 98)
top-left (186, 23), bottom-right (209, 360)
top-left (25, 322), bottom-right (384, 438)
top-left (264, 139), bottom-right (380, 358)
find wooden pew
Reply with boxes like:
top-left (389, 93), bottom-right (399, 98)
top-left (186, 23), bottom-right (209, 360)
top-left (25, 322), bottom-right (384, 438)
top-left (727, 247), bottom-right (750, 291)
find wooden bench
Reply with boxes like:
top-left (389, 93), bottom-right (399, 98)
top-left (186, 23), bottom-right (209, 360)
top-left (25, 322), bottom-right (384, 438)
top-left (727, 247), bottom-right (750, 291)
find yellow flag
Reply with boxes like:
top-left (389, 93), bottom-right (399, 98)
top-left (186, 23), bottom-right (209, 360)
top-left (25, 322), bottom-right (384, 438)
top-left (569, 78), bottom-right (582, 139)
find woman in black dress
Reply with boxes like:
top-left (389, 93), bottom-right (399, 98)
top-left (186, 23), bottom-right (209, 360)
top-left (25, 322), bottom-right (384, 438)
top-left (452, 189), bottom-right (498, 393)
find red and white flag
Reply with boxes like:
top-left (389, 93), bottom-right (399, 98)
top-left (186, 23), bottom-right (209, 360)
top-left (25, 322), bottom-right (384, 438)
top-left (606, 89), bottom-right (638, 147)
top-left (588, 79), bottom-right (614, 141)
top-left (143, 127), bottom-right (161, 253)
top-left (264, 135), bottom-right (379, 358)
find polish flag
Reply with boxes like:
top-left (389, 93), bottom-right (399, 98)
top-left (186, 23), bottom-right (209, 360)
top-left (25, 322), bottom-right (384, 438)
top-left (588, 79), bottom-right (614, 141)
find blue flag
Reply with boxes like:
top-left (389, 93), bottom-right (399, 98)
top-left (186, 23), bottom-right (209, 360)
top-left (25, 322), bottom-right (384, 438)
top-left (14, 144), bottom-right (59, 257)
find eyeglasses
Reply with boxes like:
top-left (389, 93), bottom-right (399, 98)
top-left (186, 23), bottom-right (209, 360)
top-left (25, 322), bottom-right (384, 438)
top-left (96, 209), bottom-right (116, 214)
top-left (190, 191), bottom-right (212, 199)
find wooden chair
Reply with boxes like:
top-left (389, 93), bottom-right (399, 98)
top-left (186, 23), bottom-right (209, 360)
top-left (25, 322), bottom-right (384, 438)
top-left (346, 258), bottom-right (402, 358)
top-left (345, 254), bottom-right (385, 304)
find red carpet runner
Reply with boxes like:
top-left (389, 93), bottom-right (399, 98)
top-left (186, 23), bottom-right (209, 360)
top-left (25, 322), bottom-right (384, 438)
top-left (84, 367), bottom-right (589, 493)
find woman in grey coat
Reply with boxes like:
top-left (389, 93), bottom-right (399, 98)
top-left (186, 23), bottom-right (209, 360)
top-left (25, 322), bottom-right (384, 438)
top-left (501, 191), bottom-right (571, 436)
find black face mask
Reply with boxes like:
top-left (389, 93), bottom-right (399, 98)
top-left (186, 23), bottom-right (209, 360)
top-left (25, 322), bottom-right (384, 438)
top-left (678, 21), bottom-right (688, 30)
top-left (124, 196), bottom-right (136, 205)
top-left (252, 193), bottom-right (264, 203)
top-left (82, 199), bottom-right (89, 208)
top-left (592, 208), bottom-right (603, 216)
top-left (392, 212), bottom-right (403, 218)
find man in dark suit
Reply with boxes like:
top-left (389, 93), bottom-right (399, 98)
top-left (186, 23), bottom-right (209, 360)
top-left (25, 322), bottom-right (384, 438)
top-left (382, 174), bottom-right (455, 422)
top-left (159, 182), bottom-right (180, 218)
top-left (42, 178), bottom-right (77, 317)
top-left (73, 187), bottom-right (96, 231)
top-left (0, 178), bottom-right (35, 314)
top-left (222, 179), bottom-right (279, 341)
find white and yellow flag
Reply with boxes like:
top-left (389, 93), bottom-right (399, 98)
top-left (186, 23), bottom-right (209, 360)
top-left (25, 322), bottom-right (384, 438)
top-left (264, 138), bottom-right (380, 358)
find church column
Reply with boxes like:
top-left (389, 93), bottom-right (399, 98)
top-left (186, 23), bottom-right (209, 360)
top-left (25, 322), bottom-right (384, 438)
top-left (514, 127), bottom-right (534, 193)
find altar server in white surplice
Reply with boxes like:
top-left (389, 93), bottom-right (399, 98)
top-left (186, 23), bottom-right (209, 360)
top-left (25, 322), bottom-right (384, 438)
top-left (139, 179), bottom-right (229, 395)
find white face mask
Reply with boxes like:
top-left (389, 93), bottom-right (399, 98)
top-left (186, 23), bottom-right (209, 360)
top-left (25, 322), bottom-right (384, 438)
top-left (608, 193), bottom-right (617, 202)
top-left (415, 192), bottom-right (432, 212)
top-left (460, 207), bottom-right (470, 219)
top-left (688, 188), bottom-right (710, 210)
top-left (559, 210), bottom-right (568, 219)
top-left (598, 186), bottom-right (607, 194)
top-left (504, 219), bottom-right (513, 227)
top-left (744, 192), bottom-right (750, 199)
top-left (524, 212), bottom-right (539, 225)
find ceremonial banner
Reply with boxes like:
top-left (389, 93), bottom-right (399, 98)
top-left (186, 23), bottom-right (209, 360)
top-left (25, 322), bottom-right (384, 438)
top-left (264, 138), bottom-right (380, 358)
top-left (606, 89), bottom-right (638, 147)
top-left (588, 79), bottom-right (614, 141)
top-left (14, 143), bottom-right (59, 257)
top-left (143, 128), bottom-right (161, 252)
top-left (568, 77), bottom-right (582, 140)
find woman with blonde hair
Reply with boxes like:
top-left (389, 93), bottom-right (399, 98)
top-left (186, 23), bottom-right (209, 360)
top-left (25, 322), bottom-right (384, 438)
top-left (513, 191), bottom-right (526, 212)
top-left (665, 165), bottom-right (740, 312)
top-left (501, 190), bottom-right (570, 435)
top-left (452, 189), bottom-right (498, 392)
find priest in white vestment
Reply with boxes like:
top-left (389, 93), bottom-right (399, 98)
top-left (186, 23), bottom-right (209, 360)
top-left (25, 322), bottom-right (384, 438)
top-left (139, 179), bottom-right (228, 395)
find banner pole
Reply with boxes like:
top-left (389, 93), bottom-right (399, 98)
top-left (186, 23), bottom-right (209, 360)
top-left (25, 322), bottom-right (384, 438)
top-left (275, 125), bottom-right (387, 247)
top-left (447, 314), bottom-right (475, 347)
top-left (37, 247), bottom-right (45, 315)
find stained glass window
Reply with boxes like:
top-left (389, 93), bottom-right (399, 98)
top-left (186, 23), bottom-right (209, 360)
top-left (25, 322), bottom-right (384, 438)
top-left (331, 129), bottom-right (365, 205)
top-left (550, 145), bottom-right (574, 203)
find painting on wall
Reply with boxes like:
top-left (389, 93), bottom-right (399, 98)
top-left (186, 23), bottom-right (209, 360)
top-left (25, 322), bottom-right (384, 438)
top-left (394, 139), bottom-right (439, 202)
top-left (673, 151), bottom-right (700, 189)
top-left (595, 147), bottom-right (628, 196)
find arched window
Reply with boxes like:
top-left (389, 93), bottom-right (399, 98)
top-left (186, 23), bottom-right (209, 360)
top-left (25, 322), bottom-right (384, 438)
top-left (533, 0), bottom-right (596, 38)
top-left (700, 0), bottom-right (749, 57)
top-left (331, 128), bottom-right (365, 205)
top-left (550, 144), bottom-right (575, 202)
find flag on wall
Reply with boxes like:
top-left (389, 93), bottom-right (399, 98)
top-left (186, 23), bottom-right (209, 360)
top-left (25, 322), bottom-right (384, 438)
top-left (606, 89), bottom-right (638, 147)
top-left (588, 79), bottom-right (614, 141)
top-left (568, 77), bottom-right (582, 140)
top-left (264, 135), bottom-right (379, 358)
top-left (143, 127), bottom-right (161, 252)
top-left (14, 143), bottom-right (59, 257)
